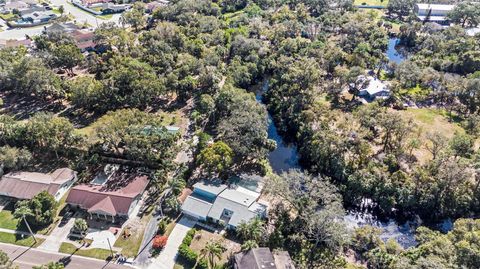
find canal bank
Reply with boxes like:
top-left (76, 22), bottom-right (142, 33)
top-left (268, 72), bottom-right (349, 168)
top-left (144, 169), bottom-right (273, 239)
top-left (254, 37), bottom-right (453, 249)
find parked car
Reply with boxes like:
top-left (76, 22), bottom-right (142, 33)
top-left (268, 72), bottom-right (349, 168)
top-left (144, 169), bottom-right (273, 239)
top-left (60, 211), bottom-right (73, 225)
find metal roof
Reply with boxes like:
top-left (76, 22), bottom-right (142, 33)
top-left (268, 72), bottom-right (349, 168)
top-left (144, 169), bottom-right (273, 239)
top-left (193, 180), bottom-right (227, 196)
top-left (181, 194), bottom-right (213, 219)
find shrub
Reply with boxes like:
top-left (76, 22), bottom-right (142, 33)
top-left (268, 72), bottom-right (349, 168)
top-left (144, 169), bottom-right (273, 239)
top-left (157, 219), bottom-right (167, 235)
top-left (177, 229), bottom-right (208, 269)
top-left (152, 235), bottom-right (168, 249)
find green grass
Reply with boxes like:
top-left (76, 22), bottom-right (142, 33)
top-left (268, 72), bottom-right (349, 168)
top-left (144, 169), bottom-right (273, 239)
top-left (354, 0), bottom-right (389, 6)
top-left (113, 227), bottom-right (145, 258)
top-left (0, 231), bottom-right (44, 247)
top-left (59, 242), bottom-right (114, 260)
top-left (0, 13), bottom-right (16, 21)
top-left (398, 85), bottom-right (429, 97)
top-left (0, 210), bottom-right (20, 230)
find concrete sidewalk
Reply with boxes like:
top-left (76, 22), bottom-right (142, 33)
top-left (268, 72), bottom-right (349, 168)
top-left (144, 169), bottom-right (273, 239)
top-left (147, 216), bottom-right (197, 269)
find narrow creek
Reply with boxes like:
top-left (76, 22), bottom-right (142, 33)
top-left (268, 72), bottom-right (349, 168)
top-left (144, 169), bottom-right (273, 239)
top-left (253, 38), bottom-right (445, 248)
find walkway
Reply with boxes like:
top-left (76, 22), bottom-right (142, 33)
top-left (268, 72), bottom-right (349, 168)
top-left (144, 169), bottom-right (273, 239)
top-left (38, 218), bottom-right (75, 252)
top-left (147, 216), bottom-right (197, 269)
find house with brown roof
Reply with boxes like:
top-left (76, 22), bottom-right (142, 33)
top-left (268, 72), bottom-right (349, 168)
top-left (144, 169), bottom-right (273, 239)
top-left (0, 168), bottom-right (77, 201)
top-left (66, 174), bottom-right (148, 222)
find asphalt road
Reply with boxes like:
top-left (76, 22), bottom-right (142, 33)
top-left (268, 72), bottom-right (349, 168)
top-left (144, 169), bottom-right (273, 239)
top-left (0, 242), bottom-right (131, 269)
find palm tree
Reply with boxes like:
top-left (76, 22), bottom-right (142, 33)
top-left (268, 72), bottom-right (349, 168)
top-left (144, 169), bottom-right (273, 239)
top-left (241, 240), bottom-right (258, 252)
top-left (236, 218), bottom-right (265, 242)
top-left (73, 219), bottom-right (88, 234)
top-left (194, 240), bottom-right (226, 269)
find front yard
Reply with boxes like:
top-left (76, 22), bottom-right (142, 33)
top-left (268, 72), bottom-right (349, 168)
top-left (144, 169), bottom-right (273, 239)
top-left (0, 209), bottom-right (20, 230)
top-left (189, 229), bottom-right (241, 265)
top-left (113, 216), bottom-right (151, 258)
top-left (0, 231), bottom-right (45, 247)
top-left (59, 242), bottom-right (114, 260)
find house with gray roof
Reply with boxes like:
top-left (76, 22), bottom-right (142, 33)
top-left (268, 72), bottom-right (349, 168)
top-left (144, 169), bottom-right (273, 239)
top-left (181, 180), bottom-right (268, 229)
top-left (234, 248), bottom-right (295, 269)
top-left (357, 76), bottom-right (390, 100)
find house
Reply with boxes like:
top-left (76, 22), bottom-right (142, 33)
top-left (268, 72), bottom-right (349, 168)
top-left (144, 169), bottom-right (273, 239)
top-left (415, 3), bottom-right (455, 25)
top-left (234, 248), bottom-right (295, 269)
top-left (145, 0), bottom-right (169, 13)
top-left (357, 76), bottom-right (390, 100)
top-left (78, 0), bottom-right (110, 7)
top-left (1, 1), bottom-right (28, 12)
top-left (71, 30), bottom-right (96, 52)
top-left (20, 11), bottom-right (56, 24)
top-left (44, 22), bottom-right (80, 34)
top-left (18, 4), bottom-right (46, 16)
top-left (181, 180), bottom-right (268, 229)
top-left (101, 2), bottom-right (130, 13)
top-left (0, 168), bottom-right (77, 201)
top-left (66, 172), bottom-right (148, 222)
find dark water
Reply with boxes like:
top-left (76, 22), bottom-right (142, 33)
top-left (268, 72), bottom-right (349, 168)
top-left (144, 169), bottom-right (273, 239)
top-left (387, 37), bottom-right (407, 64)
top-left (255, 79), bottom-right (420, 248)
top-left (255, 81), bottom-right (300, 174)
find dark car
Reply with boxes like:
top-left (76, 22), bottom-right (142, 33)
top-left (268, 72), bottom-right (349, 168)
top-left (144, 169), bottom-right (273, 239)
top-left (60, 211), bottom-right (73, 225)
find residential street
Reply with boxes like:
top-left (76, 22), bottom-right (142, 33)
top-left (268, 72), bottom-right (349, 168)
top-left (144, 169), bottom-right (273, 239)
top-left (0, 242), bottom-right (130, 269)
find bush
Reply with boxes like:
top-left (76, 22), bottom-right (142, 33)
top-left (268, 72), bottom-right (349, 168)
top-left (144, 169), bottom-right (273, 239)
top-left (157, 219), bottom-right (167, 235)
top-left (152, 235), bottom-right (168, 249)
top-left (177, 229), bottom-right (208, 269)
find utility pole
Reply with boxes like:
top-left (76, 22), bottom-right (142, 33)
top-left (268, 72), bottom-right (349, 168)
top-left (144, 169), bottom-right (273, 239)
top-left (22, 215), bottom-right (37, 244)
top-left (107, 237), bottom-right (114, 258)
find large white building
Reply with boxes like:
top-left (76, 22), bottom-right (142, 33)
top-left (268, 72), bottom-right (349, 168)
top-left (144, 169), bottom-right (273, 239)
top-left (181, 180), bottom-right (268, 229)
top-left (415, 3), bottom-right (455, 25)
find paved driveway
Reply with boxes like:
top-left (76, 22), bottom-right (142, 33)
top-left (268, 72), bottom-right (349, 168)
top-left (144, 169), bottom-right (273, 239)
top-left (85, 229), bottom-right (117, 250)
top-left (147, 216), bottom-right (197, 269)
top-left (38, 218), bottom-right (75, 252)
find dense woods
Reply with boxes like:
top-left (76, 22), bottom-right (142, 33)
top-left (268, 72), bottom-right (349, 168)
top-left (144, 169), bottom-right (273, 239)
top-left (0, 0), bottom-right (479, 268)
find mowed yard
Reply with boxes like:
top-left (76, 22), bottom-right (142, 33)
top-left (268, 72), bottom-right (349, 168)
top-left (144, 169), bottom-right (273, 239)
top-left (354, 0), bottom-right (389, 6)
top-left (189, 229), bottom-right (241, 266)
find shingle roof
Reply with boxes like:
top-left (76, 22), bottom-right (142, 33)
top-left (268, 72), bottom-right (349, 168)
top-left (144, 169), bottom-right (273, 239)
top-left (66, 175), bottom-right (148, 216)
top-left (0, 168), bottom-right (76, 200)
top-left (234, 248), bottom-right (277, 269)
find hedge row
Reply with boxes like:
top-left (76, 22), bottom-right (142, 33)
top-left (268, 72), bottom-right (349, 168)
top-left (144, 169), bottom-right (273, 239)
top-left (178, 229), bottom-right (208, 269)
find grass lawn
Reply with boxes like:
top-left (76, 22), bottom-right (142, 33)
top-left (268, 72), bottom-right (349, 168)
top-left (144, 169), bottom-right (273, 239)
top-left (398, 108), bottom-right (465, 163)
top-left (0, 231), bottom-right (45, 247)
top-left (354, 0), bottom-right (389, 6)
top-left (0, 210), bottom-right (20, 230)
top-left (77, 110), bottom-right (185, 139)
top-left (0, 13), bottom-right (16, 21)
top-left (59, 242), bottom-right (114, 260)
top-left (189, 229), bottom-right (240, 265)
top-left (114, 226), bottom-right (146, 258)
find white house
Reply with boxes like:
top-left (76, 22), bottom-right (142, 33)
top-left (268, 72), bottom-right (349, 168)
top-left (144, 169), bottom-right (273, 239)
top-left (357, 76), bottom-right (391, 100)
top-left (181, 180), bottom-right (268, 229)
top-left (415, 3), bottom-right (455, 25)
